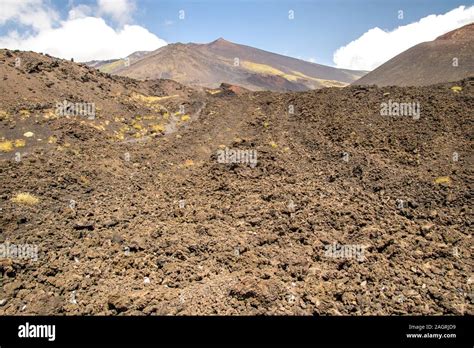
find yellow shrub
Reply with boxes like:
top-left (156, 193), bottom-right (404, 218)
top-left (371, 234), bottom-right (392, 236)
top-left (181, 115), bottom-right (191, 122)
top-left (14, 139), bottom-right (26, 147)
top-left (151, 124), bottom-right (165, 133)
top-left (80, 176), bottom-right (90, 185)
top-left (19, 109), bottom-right (30, 117)
top-left (11, 193), bottom-right (39, 205)
top-left (434, 176), bottom-right (451, 184)
top-left (0, 140), bottom-right (13, 152)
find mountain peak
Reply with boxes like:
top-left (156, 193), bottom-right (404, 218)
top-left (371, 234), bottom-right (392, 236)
top-left (210, 37), bottom-right (232, 45)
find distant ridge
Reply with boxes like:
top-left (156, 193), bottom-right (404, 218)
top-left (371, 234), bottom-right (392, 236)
top-left (89, 38), bottom-right (367, 91)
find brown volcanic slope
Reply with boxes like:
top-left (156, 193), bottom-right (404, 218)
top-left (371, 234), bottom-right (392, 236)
top-left (0, 49), bottom-right (206, 152)
top-left (95, 38), bottom-right (367, 91)
top-left (0, 49), bottom-right (473, 316)
top-left (354, 23), bottom-right (474, 87)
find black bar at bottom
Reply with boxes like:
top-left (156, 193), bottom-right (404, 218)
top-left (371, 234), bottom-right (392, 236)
top-left (0, 316), bottom-right (471, 346)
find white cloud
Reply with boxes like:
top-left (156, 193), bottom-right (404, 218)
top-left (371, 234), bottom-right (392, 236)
top-left (0, 0), bottom-right (167, 62)
top-left (68, 5), bottom-right (93, 20)
top-left (0, 0), bottom-right (59, 31)
top-left (98, 0), bottom-right (135, 25)
top-left (0, 17), bottom-right (166, 62)
top-left (333, 6), bottom-right (474, 71)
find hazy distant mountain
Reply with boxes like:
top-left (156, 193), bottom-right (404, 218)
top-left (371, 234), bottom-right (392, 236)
top-left (85, 51), bottom-right (150, 72)
top-left (90, 38), bottom-right (367, 91)
top-left (354, 23), bottom-right (474, 87)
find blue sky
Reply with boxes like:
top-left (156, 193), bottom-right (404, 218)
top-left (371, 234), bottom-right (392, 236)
top-left (1, 0), bottom-right (473, 68)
